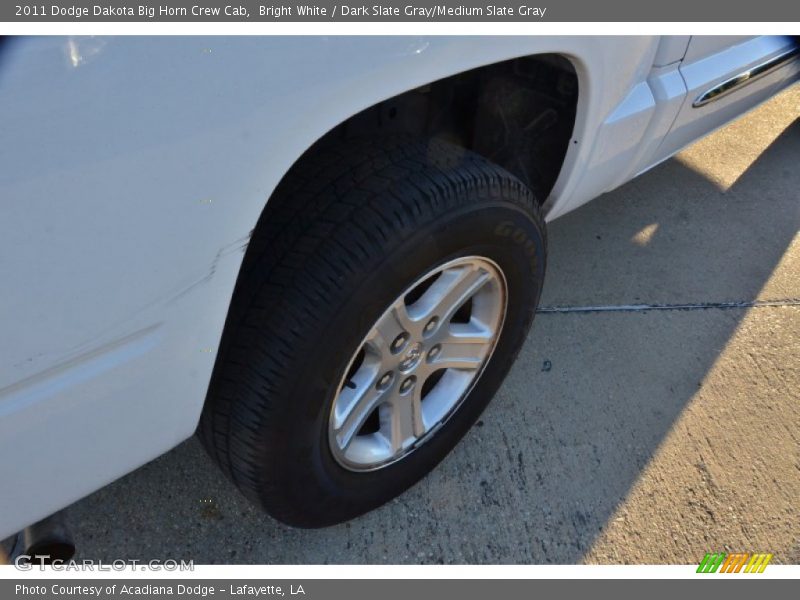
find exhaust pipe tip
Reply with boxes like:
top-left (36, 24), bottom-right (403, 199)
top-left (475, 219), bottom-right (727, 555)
top-left (23, 540), bottom-right (76, 564)
top-left (12, 513), bottom-right (75, 564)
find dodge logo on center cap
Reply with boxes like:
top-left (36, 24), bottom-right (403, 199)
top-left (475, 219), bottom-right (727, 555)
top-left (400, 343), bottom-right (423, 371)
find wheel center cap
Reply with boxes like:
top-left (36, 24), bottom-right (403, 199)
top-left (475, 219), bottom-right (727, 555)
top-left (400, 342), bottom-right (423, 371)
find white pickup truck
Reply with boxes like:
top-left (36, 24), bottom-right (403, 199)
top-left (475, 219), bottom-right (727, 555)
top-left (1, 35), bottom-right (798, 538)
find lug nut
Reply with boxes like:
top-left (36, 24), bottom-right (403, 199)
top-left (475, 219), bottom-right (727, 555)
top-left (377, 371), bottom-right (394, 390)
top-left (391, 332), bottom-right (409, 353)
top-left (424, 317), bottom-right (439, 334)
top-left (399, 376), bottom-right (416, 394)
top-left (427, 345), bottom-right (441, 361)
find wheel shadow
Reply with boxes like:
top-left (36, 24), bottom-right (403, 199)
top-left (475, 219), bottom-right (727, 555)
top-left (62, 115), bottom-right (799, 564)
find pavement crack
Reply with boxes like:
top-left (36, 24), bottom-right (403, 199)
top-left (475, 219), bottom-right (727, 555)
top-left (536, 298), bottom-right (800, 314)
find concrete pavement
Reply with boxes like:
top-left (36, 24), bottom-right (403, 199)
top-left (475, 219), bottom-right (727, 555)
top-left (61, 86), bottom-right (800, 564)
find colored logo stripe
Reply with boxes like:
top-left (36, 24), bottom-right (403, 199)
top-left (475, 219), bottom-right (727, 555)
top-left (697, 552), bottom-right (772, 573)
top-left (720, 553), bottom-right (749, 573)
top-left (744, 553), bottom-right (773, 573)
top-left (697, 553), bottom-right (725, 573)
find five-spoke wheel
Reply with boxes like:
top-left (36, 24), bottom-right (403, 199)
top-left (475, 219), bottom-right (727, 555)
top-left (329, 257), bottom-right (507, 470)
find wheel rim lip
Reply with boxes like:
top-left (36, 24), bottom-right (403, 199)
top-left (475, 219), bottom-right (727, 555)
top-left (327, 255), bottom-right (508, 472)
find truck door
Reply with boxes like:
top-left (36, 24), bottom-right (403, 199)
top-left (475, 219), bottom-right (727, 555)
top-left (656, 35), bottom-right (800, 159)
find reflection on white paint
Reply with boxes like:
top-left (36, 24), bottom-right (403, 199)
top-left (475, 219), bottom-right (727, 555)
top-left (65, 37), bottom-right (107, 68)
top-left (67, 39), bottom-right (82, 67)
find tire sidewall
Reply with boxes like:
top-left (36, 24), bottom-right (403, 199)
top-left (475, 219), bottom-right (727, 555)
top-left (267, 199), bottom-right (545, 524)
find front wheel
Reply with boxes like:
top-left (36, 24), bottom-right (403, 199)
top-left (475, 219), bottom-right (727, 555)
top-left (200, 138), bottom-right (547, 527)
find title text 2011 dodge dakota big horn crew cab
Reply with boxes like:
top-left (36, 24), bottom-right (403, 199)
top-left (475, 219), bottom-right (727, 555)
top-left (1, 35), bottom-right (798, 538)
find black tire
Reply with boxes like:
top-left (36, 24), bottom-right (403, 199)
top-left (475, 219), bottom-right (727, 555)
top-left (199, 137), bottom-right (547, 527)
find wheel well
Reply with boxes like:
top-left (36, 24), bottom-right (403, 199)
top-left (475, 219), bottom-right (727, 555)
top-left (213, 54), bottom-right (578, 419)
top-left (311, 53), bottom-right (579, 202)
top-left (236, 53), bottom-right (578, 291)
